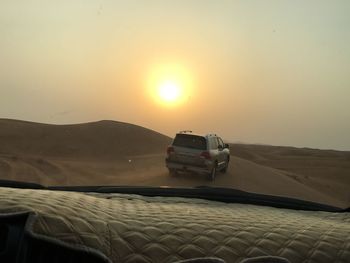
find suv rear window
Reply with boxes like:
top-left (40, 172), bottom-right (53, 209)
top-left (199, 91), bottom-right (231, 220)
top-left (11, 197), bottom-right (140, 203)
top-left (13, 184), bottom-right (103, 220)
top-left (173, 134), bottom-right (207, 150)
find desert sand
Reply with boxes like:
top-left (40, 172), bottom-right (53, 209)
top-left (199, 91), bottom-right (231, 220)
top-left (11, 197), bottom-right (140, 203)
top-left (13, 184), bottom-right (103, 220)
top-left (0, 119), bottom-right (349, 209)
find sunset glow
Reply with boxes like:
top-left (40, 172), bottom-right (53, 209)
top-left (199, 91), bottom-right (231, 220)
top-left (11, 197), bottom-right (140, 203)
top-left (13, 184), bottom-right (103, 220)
top-left (147, 63), bottom-right (194, 107)
top-left (1, 1), bottom-right (349, 150)
top-left (158, 81), bottom-right (181, 102)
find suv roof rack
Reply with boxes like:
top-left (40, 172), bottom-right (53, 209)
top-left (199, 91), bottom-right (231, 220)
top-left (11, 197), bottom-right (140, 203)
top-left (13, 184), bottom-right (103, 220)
top-left (179, 130), bottom-right (193, 134)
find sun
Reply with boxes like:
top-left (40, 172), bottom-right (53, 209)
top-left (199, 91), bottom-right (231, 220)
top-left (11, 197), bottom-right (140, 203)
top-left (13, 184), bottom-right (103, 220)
top-left (158, 81), bottom-right (181, 102)
top-left (146, 63), bottom-right (194, 107)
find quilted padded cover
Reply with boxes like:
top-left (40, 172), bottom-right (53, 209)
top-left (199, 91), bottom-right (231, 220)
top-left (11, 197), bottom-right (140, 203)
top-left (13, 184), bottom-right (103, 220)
top-left (0, 187), bottom-right (348, 263)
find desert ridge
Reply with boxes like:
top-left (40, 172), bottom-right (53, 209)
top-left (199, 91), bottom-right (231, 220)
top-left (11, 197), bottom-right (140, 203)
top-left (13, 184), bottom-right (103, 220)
top-left (0, 118), bottom-right (349, 209)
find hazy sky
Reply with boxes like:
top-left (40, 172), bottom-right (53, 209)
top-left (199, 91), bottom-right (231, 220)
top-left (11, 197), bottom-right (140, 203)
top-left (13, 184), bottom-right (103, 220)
top-left (1, 1), bottom-right (349, 150)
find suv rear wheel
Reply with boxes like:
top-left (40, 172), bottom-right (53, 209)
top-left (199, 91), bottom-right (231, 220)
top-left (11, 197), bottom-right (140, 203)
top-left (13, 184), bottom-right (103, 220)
top-left (221, 157), bottom-right (229, 173)
top-left (208, 162), bottom-right (217, 181)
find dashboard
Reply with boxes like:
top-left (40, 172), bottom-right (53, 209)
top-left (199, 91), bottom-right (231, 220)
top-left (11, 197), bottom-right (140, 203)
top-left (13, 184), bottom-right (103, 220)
top-left (0, 187), bottom-right (348, 263)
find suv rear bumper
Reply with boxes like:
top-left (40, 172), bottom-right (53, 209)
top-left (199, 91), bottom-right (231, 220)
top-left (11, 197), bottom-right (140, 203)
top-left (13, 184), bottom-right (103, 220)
top-left (165, 159), bottom-right (213, 175)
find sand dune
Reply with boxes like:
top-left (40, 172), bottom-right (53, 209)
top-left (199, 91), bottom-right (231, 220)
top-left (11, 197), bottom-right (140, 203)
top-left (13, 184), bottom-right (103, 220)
top-left (0, 119), bottom-right (171, 159)
top-left (0, 119), bottom-right (349, 209)
top-left (231, 144), bottom-right (350, 208)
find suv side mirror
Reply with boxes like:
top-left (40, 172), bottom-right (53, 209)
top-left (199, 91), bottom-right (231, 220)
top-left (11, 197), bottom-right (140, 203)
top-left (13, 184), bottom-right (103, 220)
top-left (224, 143), bottom-right (229, 149)
top-left (218, 145), bottom-right (223, 150)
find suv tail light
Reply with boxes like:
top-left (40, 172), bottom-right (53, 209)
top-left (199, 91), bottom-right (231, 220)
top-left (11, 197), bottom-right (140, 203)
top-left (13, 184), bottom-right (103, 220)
top-left (167, 146), bottom-right (174, 155)
top-left (200, 151), bottom-right (211, 160)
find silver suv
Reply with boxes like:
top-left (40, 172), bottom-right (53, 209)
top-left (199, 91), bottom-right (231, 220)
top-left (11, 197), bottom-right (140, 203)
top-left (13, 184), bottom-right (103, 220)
top-left (165, 131), bottom-right (230, 181)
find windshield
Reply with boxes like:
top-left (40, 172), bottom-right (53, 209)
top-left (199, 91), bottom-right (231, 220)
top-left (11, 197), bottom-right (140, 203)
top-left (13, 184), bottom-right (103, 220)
top-left (0, 1), bottom-right (349, 209)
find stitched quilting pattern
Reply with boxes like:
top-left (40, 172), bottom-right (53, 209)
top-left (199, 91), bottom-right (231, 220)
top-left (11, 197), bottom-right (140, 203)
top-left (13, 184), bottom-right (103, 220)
top-left (0, 188), bottom-right (348, 263)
